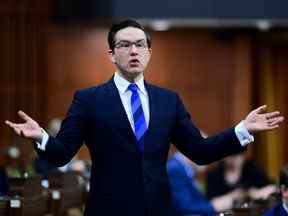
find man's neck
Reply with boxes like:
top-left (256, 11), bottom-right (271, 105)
top-left (117, 71), bottom-right (143, 83)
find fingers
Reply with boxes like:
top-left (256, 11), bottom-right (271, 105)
top-left (265, 111), bottom-right (281, 120)
top-left (18, 110), bottom-right (33, 122)
top-left (5, 120), bottom-right (13, 128)
top-left (5, 120), bottom-right (20, 132)
top-left (4, 120), bottom-right (22, 135)
top-left (265, 116), bottom-right (285, 132)
top-left (267, 116), bottom-right (285, 126)
top-left (254, 105), bottom-right (267, 114)
top-left (267, 125), bottom-right (279, 130)
top-left (5, 120), bottom-right (23, 129)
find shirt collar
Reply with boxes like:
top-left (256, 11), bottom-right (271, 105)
top-left (114, 72), bottom-right (147, 95)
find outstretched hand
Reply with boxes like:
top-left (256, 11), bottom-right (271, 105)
top-left (5, 111), bottom-right (43, 142)
top-left (243, 105), bottom-right (284, 134)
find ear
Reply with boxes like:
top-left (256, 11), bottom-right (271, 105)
top-left (147, 48), bottom-right (152, 60)
top-left (108, 49), bottom-right (116, 63)
top-left (148, 48), bottom-right (152, 55)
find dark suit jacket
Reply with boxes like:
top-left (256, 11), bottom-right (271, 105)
top-left (263, 202), bottom-right (288, 216)
top-left (36, 77), bottom-right (245, 216)
top-left (167, 154), bottom-right (215, 215)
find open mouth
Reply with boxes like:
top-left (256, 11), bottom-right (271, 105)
top-left (129, 59), bottom-right (140, 66)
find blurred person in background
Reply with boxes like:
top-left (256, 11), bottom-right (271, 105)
top-left (0, 166), bottom-right (8, 196)
top-left (167, 148), bottom-right (215, 215)
top-left (5, 19), bottom-right (284, 216)
top-left (0, 151), bottom-right (8, 195)
top-left (206, 153), bottom-right (276, 212)
top-left (263, 165), bottom-right (288, 216)
top-left (5, 145), bottom-right (24, 177)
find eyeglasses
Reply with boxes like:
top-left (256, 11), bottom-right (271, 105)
top-left (114, 40), bottom-right (148, 51)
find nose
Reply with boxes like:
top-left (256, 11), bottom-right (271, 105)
top-left (130, 44), bottom-right (138, 55)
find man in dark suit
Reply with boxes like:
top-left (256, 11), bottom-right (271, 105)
top-left (263, 166), bottom-right (288, 216)
top-left (5, 19), bottom-right (284, 216)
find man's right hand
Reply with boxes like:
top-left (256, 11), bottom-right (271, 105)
top-left (5, 110), bottom-right (43, 143)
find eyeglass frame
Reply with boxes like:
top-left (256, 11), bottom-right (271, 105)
top-left (114, 40), bottom-right (148, 52)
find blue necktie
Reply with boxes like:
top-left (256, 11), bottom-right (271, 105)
top-left (128, 83), bottom-right (147, 152)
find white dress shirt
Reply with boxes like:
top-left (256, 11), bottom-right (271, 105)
top-left (37, 73), bottom-right (253, 150)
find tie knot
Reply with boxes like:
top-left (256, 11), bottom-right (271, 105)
top-left (128, 83), bottom-right (138, 92)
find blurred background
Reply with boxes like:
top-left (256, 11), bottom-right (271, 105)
top-left (0, 0), bottom-right (288, 215)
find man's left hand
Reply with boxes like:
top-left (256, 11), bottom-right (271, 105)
top-left (243, 105), bottom-right (284, 133)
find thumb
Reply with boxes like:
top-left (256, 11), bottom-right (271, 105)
top-left (18, 110), bottom-right (33, 122)
top-left (254, 105), bottom-right (267, 114)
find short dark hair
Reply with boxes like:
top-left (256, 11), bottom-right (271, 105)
top-left (108, 19), bottom-right (151, 50)
top-left (279, 165), bottom-right (288, 187)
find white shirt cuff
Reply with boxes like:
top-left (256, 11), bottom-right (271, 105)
top-left (36, 129), bottom-right (49, 151)
top-left (235, 121), bottom-right (254, 147)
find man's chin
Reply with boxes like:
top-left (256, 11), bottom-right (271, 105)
top-left (118, 68), bottom-right (144, 81)
top-left (126, 70), bottom-right (143, 77)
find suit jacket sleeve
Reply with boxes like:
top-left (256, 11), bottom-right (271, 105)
top-left (35, 90), bottom-right (87, 166)
top-left (171, 94), bottom-right (246, 165)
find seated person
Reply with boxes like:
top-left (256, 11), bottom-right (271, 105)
top-left (0, 166), bottom-right (8, 195)
top-left (167, 149), bottom-right (215, 215)
top-left (263, 165), bottom-right (288, 215)
top-left (206, 153), bottom-right (276, 212)
top-left (33, 156), bottom-right (59, 178)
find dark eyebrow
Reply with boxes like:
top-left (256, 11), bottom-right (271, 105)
top-left (116, 39), bottom-right (146, 43)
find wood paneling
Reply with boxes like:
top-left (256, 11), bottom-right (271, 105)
top-left (253, 34), bottom-right (288, 178)
top-left (0, 0), bottom-right (49, 166)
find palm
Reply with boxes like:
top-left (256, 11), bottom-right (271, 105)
top-left (245, 113), bottom-right (268, 131)
top-left (17, 120), bottom-right (41, 138)
top-left (244, 105), bottom-right (284, 133)
top-left (5, 111), bottom-right (42, 141)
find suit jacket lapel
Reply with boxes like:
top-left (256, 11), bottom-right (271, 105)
top-left (144, 82), bottom-right (161, 154)
top-left (103, 78), bottom-right (141, 155)
top-left (102, 78), bottom-right (162, 155)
